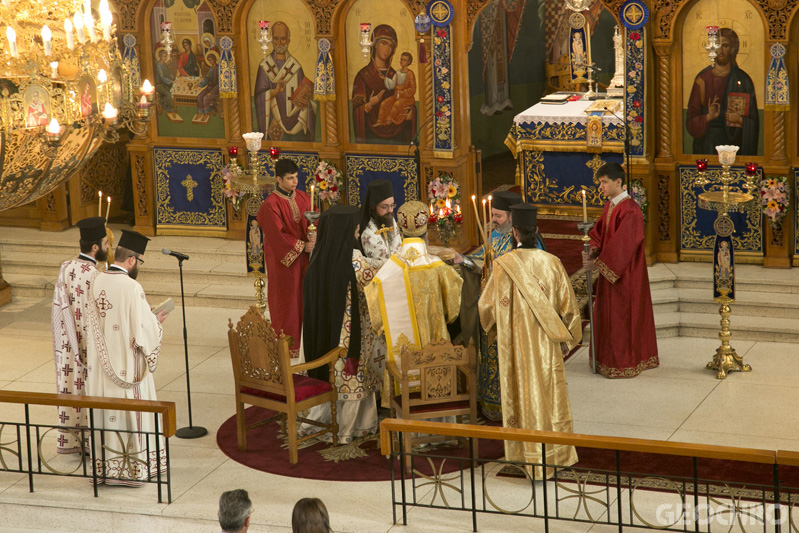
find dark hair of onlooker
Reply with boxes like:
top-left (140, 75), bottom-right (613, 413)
top-left (218, 489), bottom-right (252, 532)
top-left (513, 225), bottom-right (539, 249)
top-left (275, 158), bottom-right (299, 179)
top-left (596, 162), bottom-right (625, 183)
top-left (291, 498), bottom-right (331, 533)
top-left (79, 238), bottom-right (104, 254)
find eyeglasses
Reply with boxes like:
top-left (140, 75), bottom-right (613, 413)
top-left (377, 202), bottom-right (396, 210)
top-left (135, 256), bottom-right (145, 265)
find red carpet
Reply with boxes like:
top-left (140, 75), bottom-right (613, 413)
top-left (216, 406), bottom-right (504, 481)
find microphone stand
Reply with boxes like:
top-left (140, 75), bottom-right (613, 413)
top-left (173, 255), bottom-right (207, 439)
top-left (578, 221), bottom-right (597, 374)
top-left (603, 105), bottom-right (631, 191)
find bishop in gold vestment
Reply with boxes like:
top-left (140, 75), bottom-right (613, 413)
top-left (478, 204), bottom-right (582, 478)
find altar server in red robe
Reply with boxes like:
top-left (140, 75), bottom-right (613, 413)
top-left (583, 163), bottom-right (659, 378)
top-left (257, 158), bottom-right (314, 359)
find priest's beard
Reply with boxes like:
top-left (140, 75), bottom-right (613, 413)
top-left (373, 213), bottom-right (396, 246)
top-left (94, 248), bottom-right (108, 263)
top-left (128, 262), bottom-right (139, 280)
top-left (274, 44), bottom-right (288, 54)
top-left (495, 220), bottom-right (512, 234)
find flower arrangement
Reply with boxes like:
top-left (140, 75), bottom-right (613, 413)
top-left (630, 179), bottom-right (649, 223)
top-left (427, 174), bottom-right (462, 246)
top-left (313, 160), bottom-right (344, 207)
top-left (221, 163), bottom-right (246, 211)
top-left (759, 176), bottom-right (790, 229)
top-left (427, 174), bottom-right (463, 223)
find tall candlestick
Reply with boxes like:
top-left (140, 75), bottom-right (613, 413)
top-left (6, 27), bottom-right (17, 58)
top-left (470, 195), bottom-right (485, 242)
top-left (481, 199), bottom-right (488, 245)
top-left (487, 195), bottom-right (493, 235)
top-left (98, 191), bottom-right (103, 216)
top-left (581, 189), bottom-right (587, 222)
top-left (105, 196), bottom-right (111, 220)
top-left (73, 12), bottom-right (85, 44)
top-left (310, 184), bottom-right (315, 211)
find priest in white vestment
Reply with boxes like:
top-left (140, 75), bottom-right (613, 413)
top-left (52, 216), bottom-right (109, 455)
top-left (85, 230), bottom-right (169, 486)
top-left (365, 201), bottom-right (463, 403)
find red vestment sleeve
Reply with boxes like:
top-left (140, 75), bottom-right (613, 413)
top-left (588, 203), bottom-right (606, 253)
top-left (595, 202), bottom-right (644, 284)
top-left (257, 198), bottom-right (306, 268)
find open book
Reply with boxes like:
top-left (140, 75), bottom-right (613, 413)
top-left (152, 298), bottom-right (174, 316)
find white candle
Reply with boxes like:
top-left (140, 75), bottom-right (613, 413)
top-left (49, 61), bottom-right (58, 78)
top-left (581, 189), bottom-right (587, 222)
top-left (99, 0), bottom-right (112, 41)
top-left (84, 11), bottom-right (96, 43)
top-left (98, 69), bottom-right (107, 83)
top-left (102, 102), bottom-right (117, 120)
top-left (105, 196), bottom-right (111, 220)
top-left (46, 118), bottom-right (60, 135)
top-left (64, 19), bottom-right (74, 50)
top-left (6, 27), bottom-right (16, 58)
top-left (98, 191), bottom-right (103, 216)
top-left (41, 25), bottom-right (52, 56)
top-left (140, 79), bottom-right (154, 95)
top-left (73, 12), bottom-right (85, 44)
top-left (310, 184), bottom-right (315, 210)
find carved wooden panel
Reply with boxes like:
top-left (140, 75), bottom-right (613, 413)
top-left (657, 174), bottom-right (670, 241)
top-left (211, 0), bottom-right (240, 34)
top-left (133, 153), bottom-right (148, 217)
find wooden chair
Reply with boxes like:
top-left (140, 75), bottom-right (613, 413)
top-left (387, 339), bottom-right (478, 470)
top-left (227, 307), bottom-right (341, 464)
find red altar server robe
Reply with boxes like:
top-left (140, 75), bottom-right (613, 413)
top-left (257, 188), bottom-right (311, 359)
top-left (589, 195), bottom-right (659, 378)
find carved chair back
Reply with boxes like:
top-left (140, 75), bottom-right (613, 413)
top-left (399, 339), bottom-right (475, 405)
top-left (228, 306), bottom-right (293, 400)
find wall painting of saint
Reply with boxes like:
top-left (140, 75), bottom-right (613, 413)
top-left (150, 0), bottom-right (224, 138)
top-left (346, 0), bottom-right (418, 145)
top-left (247, 0), bottom-right (319, 143)
top-left (681, 0), bottom-right (763, 156)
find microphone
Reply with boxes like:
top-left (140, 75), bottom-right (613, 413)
top-left (162, 248), bottom-right (190, 261)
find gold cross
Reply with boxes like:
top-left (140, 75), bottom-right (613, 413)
top-left (181, 174), bottom-right (198, 202)
top-left (430, 1), bottom-right (449, 22)
top-left (585, 154), bottom-right (606, 183)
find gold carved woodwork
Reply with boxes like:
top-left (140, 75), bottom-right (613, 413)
top-left (651, 0), bottom-right (680, 40)
top-left (109, 0), bottom-right (138, 32)
top-left (657, 174), bottom-right (670, 241)
top-left (466, 0), bottom-right (493, 48)
top-left (133, 153), bottom-right (148, 217)
top-left (325, 100), bottom-right (339, 146)
top-left (754, 0), bottom-right (799, 40)
top-left (308, 0), bottom-right (342, 35)
top-left (653, 44), bottom-right (672, 160)
top-left (772, 111), bottom-right (786, 162)
top-left (80, 142), bottom-right (128, 204)
top-left (211, 0), bottom-right (240, 34)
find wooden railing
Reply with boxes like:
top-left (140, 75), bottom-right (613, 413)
top-left (380, 419), bottom-right (799, 532)
top-left (0, 391), bottom-right (176, 503)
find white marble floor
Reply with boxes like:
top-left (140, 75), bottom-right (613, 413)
top-left (0, 291), bottom-right (797, 532)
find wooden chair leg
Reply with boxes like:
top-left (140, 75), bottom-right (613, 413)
top-left (329, 398), bottom-right (339, 447)
top-left (287, 411), bottom-right (299, 465)
top-left (236, 401), bottom-right (247, 450)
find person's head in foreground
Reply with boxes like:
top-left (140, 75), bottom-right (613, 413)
top-left (218, 489), bottom-right (253, 533)
top-left (292, 497), bottom-right (331, 533)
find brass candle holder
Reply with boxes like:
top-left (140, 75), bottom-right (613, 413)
top-left (695, 145), bottom-right (756, 379)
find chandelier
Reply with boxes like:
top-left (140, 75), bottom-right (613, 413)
top-left (0, 0), bottom-right (154, 211)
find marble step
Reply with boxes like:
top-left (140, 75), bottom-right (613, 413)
top-left (1, 250), bottom-right (252, 285)
top-left (586, 311), bottom-right (799, 344)
top-left (665, 262), bottom-right (799, 294)
top-left (4, 273), bottom-right (259, 310)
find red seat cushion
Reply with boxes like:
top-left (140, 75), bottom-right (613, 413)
top-left (393, 392), bottom-right (470, 415)
top-left (241, 374), bottom-right (332, 403)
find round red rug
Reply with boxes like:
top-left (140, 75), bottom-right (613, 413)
top-left (216, 406), bottom-right (504, 481)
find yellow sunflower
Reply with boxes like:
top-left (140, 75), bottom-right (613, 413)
top-left (318, 180), bottom-right (328, 190)
top-left (766, 179), bottom-right (777, 188)
top-left (446, 185), bottom-right (457, 198)
top-left (436, 198), bottom-right (447, 208)
top-left (766, 200), bottom-right (779, 211)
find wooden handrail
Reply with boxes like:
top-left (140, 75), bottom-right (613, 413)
top-left (777, 450), bottom-right (799, 466)
top-left (379, 419), bottom-right (775, 465)
top-left (0, 390), bottom-right (177, 438)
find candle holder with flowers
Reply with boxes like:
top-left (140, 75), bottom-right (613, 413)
top-left (221, 146), bottom-right (247, 211)
top-left (427, 174), bottom-right (463, 246)
top-left (312, 160), bottom-right (344, 210)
